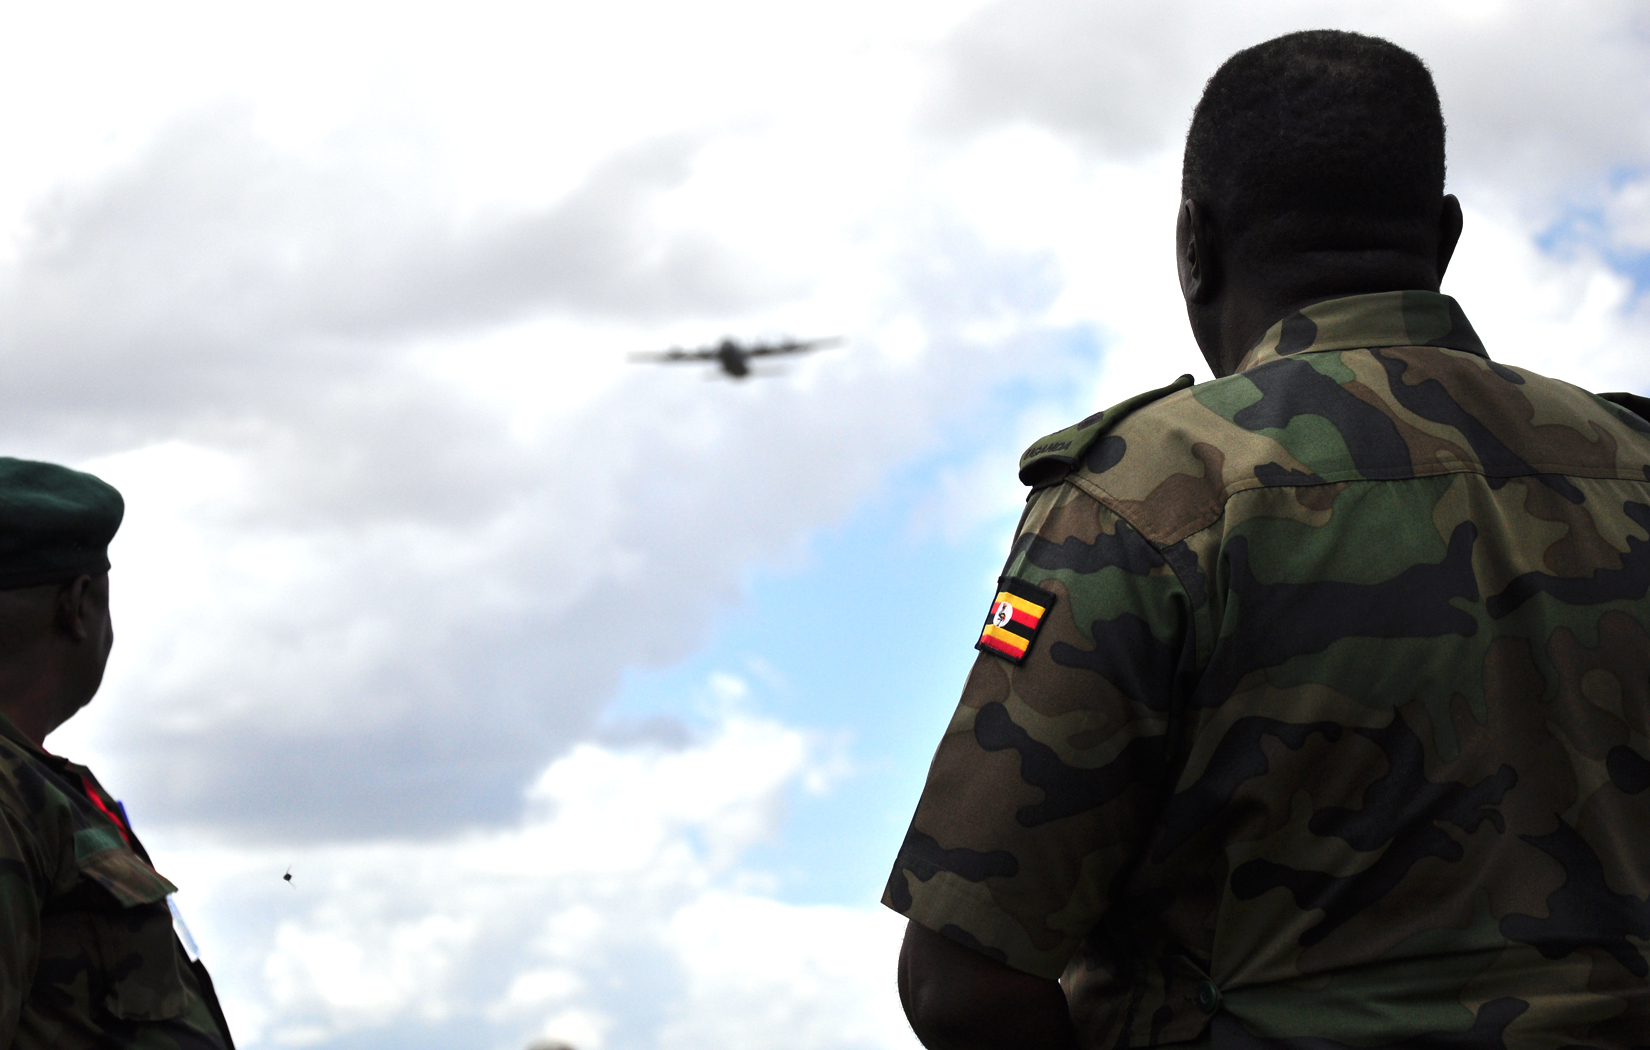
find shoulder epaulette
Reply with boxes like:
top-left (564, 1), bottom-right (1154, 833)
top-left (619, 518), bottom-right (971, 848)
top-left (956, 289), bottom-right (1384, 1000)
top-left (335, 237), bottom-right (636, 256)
top-left (1599, 391), bottom-right (1650, 432)
top-left (1018, 373), bottom-right (1194, 488)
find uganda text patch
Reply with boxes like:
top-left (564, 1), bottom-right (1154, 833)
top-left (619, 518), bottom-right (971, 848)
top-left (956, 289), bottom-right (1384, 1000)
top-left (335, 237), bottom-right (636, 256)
top-left (976, 576), bottom-right (1056, 664)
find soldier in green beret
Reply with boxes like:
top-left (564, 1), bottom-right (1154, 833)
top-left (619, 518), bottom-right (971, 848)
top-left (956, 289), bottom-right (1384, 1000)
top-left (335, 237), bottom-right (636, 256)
top-left (0, 458), bottom-right (234, 1048)
top-left (889, 30), bottom-right (1650, 1050)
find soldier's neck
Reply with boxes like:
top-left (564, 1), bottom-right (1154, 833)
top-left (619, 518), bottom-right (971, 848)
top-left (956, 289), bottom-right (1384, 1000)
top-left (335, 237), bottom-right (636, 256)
top-left (1195, 259), bottom-right (1445, 378)
top-left (0, 652), bottom-right (81, 748)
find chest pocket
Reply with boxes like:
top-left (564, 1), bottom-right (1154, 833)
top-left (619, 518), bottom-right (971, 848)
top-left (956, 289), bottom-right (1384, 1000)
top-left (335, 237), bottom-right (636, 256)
top-left (65, 827), bottom-right (189, 1022)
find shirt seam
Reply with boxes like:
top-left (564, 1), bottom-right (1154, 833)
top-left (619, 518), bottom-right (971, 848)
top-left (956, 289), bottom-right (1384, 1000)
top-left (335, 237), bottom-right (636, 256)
top-left (1237, 339), bottom-right (1491, 372)
top-left (1067, 462), bottom-right (1650, 549)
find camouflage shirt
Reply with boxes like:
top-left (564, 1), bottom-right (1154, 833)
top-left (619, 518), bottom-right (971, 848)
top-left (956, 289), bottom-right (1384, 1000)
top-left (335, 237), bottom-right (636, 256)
top-left (884, 291), bottom-right (1650, 1049)
top-left (0, 712), bottom-right (233, 1049)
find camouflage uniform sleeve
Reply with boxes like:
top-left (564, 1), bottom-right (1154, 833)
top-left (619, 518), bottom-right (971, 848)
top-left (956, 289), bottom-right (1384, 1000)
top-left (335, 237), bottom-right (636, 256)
top-left (884, 481), bottom-right (1195, 979)
top-left (0, 796), bottom-right (47, 1043)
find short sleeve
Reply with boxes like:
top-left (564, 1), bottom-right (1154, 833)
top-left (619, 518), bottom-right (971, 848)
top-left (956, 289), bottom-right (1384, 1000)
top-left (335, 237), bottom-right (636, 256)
top-left (883, 482), bottom-right (1196, 978)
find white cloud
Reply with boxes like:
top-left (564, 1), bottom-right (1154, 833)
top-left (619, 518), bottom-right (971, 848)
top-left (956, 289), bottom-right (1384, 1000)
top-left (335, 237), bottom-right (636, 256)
top-left (157, 703), bottom-right (917, 1050)
top-left (1603, 176), bottom-right (1650, 255)
top-left (1446, 203), bottom-right (1650, 392)
top-left (660, 894), bottom-right (912, 1050)
top-left (28, 98), bottom-right (1069, 838)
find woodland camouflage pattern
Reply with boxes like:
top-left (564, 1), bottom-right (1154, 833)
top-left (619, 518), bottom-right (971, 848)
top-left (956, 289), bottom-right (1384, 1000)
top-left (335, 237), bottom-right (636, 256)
top-left (0, 712), bottom-right (231, 1048)
top-left (884, 291), bottom-right (1650, 1049)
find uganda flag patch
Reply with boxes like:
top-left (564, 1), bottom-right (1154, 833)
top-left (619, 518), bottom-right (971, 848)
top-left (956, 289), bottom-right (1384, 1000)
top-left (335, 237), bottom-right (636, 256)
top-left (976, 576), bottom-right (1056, 665)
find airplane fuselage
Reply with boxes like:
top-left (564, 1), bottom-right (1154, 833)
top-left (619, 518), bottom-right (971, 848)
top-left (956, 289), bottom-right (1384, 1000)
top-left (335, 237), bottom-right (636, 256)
top-left (716, 342), bottom-right (750, 377)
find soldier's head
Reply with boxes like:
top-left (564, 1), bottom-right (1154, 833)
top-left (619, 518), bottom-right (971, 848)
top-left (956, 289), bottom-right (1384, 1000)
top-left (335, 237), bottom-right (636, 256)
top-left (0, 459), bottom-right (122, 744)
top-left (1177, 31), bottom-right (1462, 376)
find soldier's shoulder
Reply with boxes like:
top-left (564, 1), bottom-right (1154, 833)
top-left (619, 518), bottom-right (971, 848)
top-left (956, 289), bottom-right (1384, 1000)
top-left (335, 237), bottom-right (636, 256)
top-left (1498, 369), bottom-right (1650, 452)
top-left (1597, 390), bottom-right (1650, 435)
top-left (0, 736), bottom-right (73, 833)
top-left (1018, 373), bottom-right (1202, 489)
top-left (0, 740), bottom-right (78, 889)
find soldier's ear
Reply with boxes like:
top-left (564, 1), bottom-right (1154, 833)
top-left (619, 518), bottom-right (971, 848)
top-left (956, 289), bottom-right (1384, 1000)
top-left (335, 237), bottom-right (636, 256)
top-left (1177, 200), bottom-right (1219, 304)
top-left (1435, 194), bottom-right (1463, 285)
top-left (55, 575), bottom-right (98, 643)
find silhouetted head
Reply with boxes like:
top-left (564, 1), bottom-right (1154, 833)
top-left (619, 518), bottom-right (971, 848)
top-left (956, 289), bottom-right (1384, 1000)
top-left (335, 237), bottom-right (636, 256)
top-left (0, 459), bottom-right (122, 744)
top-left (1176, 31), bottom-right (1463, 375)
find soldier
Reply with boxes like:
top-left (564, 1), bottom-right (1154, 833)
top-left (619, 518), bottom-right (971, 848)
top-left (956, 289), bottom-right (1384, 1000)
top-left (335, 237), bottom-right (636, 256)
top-left (887, 30), bottom-right (1650, 1050)
top-left (0, 459), bottom-right (234, 1047)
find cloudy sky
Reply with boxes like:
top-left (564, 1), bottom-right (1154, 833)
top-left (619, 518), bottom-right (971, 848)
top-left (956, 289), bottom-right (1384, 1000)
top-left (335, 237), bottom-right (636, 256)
top-left (15, 1), bottom-right (1650, 1047)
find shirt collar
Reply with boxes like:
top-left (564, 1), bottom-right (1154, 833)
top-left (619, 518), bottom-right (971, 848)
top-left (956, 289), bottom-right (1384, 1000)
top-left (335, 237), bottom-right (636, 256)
top-left (0, 709), bottom-right (39, 754)
top-left (1235, 290), bottom-right (1487, 373)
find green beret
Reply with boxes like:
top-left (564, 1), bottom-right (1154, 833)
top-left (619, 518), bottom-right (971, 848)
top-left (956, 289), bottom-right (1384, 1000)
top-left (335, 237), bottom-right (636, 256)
top-left (0, 458), bottom-right (123, 589)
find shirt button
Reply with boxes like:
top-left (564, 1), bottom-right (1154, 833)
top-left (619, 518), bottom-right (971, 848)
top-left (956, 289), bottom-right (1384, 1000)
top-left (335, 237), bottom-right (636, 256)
top-left (1194, 979), bottom-right (1221, 1013)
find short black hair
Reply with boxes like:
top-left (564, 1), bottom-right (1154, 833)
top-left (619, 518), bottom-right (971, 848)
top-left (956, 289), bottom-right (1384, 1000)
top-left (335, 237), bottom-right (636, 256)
top-left (1183, 31), bottom-right (1445, 245)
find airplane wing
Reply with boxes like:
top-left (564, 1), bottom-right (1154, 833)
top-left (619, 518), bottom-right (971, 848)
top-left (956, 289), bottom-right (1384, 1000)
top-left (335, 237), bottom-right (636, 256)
top-left (628, 347), bottom-right (718, 362)
top-left (743, 336), bottom-right (844, 358)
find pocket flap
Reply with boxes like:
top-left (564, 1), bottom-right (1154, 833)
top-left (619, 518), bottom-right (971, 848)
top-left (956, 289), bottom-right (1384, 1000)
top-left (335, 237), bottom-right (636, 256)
top-left (73, 828), bottom-right (178, 907)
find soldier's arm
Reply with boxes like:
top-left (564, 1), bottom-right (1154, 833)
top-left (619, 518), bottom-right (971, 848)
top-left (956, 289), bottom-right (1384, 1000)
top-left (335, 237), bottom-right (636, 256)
top-left (884, 480), bottom-right (1196, 1030)
top-left (0, 805), bottom-right (44, 1044)
top-left (899, 921), bottom-right (1077, 1050)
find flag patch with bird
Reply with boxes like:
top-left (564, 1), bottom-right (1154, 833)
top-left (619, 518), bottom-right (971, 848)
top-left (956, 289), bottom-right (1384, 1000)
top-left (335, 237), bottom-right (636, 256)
top-left (975, 577), bottom-right (1056, 664)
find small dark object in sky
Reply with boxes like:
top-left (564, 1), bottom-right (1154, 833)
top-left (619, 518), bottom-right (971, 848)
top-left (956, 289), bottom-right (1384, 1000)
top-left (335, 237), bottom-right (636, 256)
top-left (629, 336), bottom-right (842, 379)
top-left (283, 866), bottom-right (293, 883)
